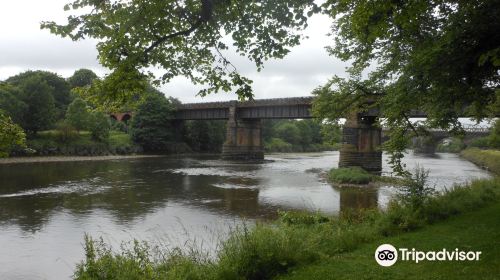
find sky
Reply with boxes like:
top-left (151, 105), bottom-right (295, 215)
top-left (0, 0), bottom-right (349, 103)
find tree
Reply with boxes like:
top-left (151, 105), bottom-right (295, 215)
top-left (68, 69), bottom-right (99, 89)
top-left (88, 112), bottom-right (111, 142)
top-left (66, 98), bottom-right (91, 132)
top-left (131, 93), bottom-right (176, 151)
top-left (185, 120), bottom-right (225, 152)
top-left (0, 110), bottom-right (26, 157)
top-left (7, 71), bottom-right (71, 119)
top-left (17, 75), bottom-right (57, 135)
top-left (275, 122), bottom-right (301, 146)
top-left (0, 83), bottom-right (26, 125)
top-left (314, 0), bottom-right (500, 173)
top-left (42, 0), bottom-right (320, 100)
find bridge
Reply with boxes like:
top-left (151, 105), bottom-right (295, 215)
top-left (115, 97), bottom-right (493, 172)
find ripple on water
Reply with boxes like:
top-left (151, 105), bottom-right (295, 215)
top-left (0, 181), bottom-right (111, 198)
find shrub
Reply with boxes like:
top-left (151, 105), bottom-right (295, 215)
top-left (468, 136), bottom-right (489, 148)
top-left (264, 138), bottom-right (293, 152)
top-left (88, 112), bottom-right (110, 142)
top-left (328, 167), bottom-right (373, 184)
top-left (398, 166), bottom-right (435, 209)
top-left (55, 120), bottom-right (78, 143)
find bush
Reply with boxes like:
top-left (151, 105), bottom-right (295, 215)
top-left (398, 166), bottom-right (435, 209)
top-left (55, 120), bottom-right (78, 143)
top-left (436, 137), bottom-right (465, 153)
top-left (88, 112), bottom-right (110, 142)
top-left (328, 167), bottom-right (373, 184)
top-left (468, 136), bottom-right (489, 148)
top-left (265, 138), bottom-right (293, 152)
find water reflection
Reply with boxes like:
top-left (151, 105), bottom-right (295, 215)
top-left (0, 151), bottom-right (492, 279)
top-left (336, 186), bottom-right (379, 213)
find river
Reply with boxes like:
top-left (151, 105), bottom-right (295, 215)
top-left (0, 151), bottom-right (491, 279)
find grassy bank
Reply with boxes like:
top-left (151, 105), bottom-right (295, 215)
top-left (74, 178), bottom-right (500, 280)
top-left (460, 148), bottom-right (500, 175)
top-left (23, 130), bottom-right (141, 156)
top-left (279, 201), bottom-right (500, 280)
top-left (328, 167), bottom-right (405, 185)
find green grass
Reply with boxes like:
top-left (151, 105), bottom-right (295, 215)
top-left (328, 167), bottom-right (373, 184)
top-left (460, 148), bottom-right (500, 175)
top-left (278, 202), bottom-right (500, 280)
top-left (74, 178), bottom-right (500, 280)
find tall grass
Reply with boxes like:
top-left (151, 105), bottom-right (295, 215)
top-left (460, 148), bottom-right (500, 175)
top-left (75, 178), bottom-right (500, 280)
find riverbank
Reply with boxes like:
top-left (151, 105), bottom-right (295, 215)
top-left (74, 178), bottom-right (500, 280)
top-left (279, 201), bottom-right (500, 280)
top-left (0, 154), bottom-right (164, 164)
top-left (460, 148), bottom-right (500, 175)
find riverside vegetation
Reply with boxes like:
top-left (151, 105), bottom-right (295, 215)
top-left (0, 70), bottom-right (341, 158)
top-left (74, 168), bottom-right (500, 279)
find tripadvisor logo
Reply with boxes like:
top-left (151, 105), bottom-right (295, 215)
top-left (375, 244), bottom-right (482, 267)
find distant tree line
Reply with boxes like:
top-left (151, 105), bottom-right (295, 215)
top-left (0, 69), bottom-right (342, 157)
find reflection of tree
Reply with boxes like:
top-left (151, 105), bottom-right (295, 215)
top-left (336, 187), bottom-right (378, 214)
top-left (0, 157), bottom-right (272, 232)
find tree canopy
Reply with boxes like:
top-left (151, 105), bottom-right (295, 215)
top-left (313, 0), bottom-right (500, 173)
top-left (68, 69), bottom-right (99, 89)
top-left (42, 0), bottom-right (320, 100)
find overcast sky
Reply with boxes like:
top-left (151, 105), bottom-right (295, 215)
top-left (0, 0), bottom-right (349, 103)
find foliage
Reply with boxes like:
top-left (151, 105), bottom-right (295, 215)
top-left (16, 75), bottom-right (57, 134)
top-left (320, 121), bottom-right (341, 146)
top-left (0, 83), bottom-right (27, 124)
top-left (328, 167), bottom-right (373, 184)
top-left (131, 93), bottom-right (176, 152)
top-left (42, 0), bottom-right (321, 101)
top-left (54, 120), bottom-right (78, 143)
top-left (460, 148), bottom-right (500, 175)
top-left (436, 137), bottom-right (466, 153)
top-left (74, 178), bottom-right (500, 280)
top-left (0, 111), bottom-right (26, 157)
top-left (66, 97), bottom-right (92, 132)
top-left (68, 69), bottom-right (98, 89)
top-left (314, 0), bottom-right (500, 174)
top-left (24, 130), bottom-right (138, 156)
top-left (265, 138), bottom-right (293, 153)
top-left (275, 122), bottom-right (301, 146)
top-left (488, 119), bottom-right (500, 148)
top-left (88, 112), bottom-right (111, 142)
top-left (6, 70), bottom-right (71, 119)
top-left (398, 167), bottom-right (435, 209)
top-left (184, 120), bottom-right (225, 152)
top-left (468, 136), bottom-right (490, 148)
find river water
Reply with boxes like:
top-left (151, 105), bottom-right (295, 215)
top-left (0, 152), bottom-right (491, 279)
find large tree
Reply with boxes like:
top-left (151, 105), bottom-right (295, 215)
top-left (17, 76), bottom-right (57, 135)
top-left (68, 69), bottom-right (99, 89)
top-left (313, 0), bottom-right (500, 173)
top-left (130, 93), bottom-right (176, 151)
top-left (7, 71), bottom-right (71, 119)
top-left (0, 83), bottom-right (27, 125)
top-left (41, 0), bottom-right (319, 100)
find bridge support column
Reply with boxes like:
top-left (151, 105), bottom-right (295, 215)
top-left (222, 105), bottom-right (264, 160)
top-left (339, 113), bottom-right (382, 172)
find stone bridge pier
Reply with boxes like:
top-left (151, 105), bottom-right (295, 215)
top-left (339, 113), bottom-right (382, 172)
top-left (221, 105), bottom-right (264, 160)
